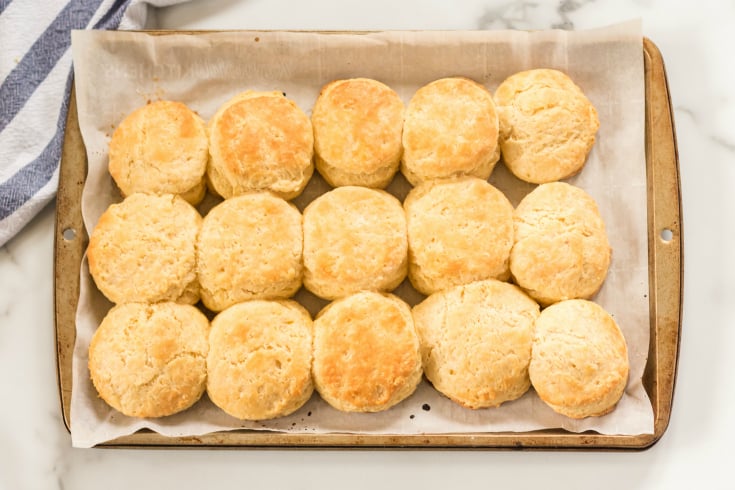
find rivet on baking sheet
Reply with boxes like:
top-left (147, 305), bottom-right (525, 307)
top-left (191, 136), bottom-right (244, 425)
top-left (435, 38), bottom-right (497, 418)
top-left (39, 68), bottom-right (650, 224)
top-left (660, 228), bottom-right (673, 242)
top-left (62, 228), bottom-right (76, 241)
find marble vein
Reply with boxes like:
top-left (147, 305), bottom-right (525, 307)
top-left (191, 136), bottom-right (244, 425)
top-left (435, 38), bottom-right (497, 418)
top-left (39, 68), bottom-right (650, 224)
top-left (476, 0), bottom-right (603, 31)
top-left (0, 246), bottom-right (21, 325)
top-left (477, 1), bottom-right (540, 29)
top-left (710, 135), bottom-right (735, 153)
top-left (676, 105), bottom-right (735, 153)
top-left (553, 0), bottom-right (596, 29)
top-left (0, 243), bottom-right (20, 268)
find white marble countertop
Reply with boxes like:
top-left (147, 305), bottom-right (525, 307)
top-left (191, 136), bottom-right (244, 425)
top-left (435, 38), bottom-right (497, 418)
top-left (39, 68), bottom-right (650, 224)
top-left (1, 0), bottom-right (732, 488)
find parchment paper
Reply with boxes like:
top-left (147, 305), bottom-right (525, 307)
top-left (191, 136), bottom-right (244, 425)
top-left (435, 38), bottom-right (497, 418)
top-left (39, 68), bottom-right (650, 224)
top-left (69, 21), bottom-right (652, 448)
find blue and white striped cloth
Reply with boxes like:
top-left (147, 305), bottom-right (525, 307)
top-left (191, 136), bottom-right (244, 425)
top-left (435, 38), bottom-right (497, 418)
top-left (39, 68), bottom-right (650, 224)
top-left (0, 0), bottom-right (188, 247)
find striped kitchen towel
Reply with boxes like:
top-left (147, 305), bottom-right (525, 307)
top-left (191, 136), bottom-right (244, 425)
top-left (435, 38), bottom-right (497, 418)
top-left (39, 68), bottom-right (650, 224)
top-left (0, 0), bottom-right (189, 247)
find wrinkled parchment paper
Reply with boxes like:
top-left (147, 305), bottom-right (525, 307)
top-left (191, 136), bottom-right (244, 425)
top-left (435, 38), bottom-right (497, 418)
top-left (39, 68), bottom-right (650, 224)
top-left (70, 21), bottom-right (652, 448)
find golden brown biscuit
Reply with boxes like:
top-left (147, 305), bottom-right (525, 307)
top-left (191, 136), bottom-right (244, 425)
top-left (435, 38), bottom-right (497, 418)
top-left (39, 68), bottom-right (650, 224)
top-left (495, 69), bottom-right (600, 184)
top-left (312, 292), bottom-right (422, 412)
top-left (206, 300), bottom-right (313, 420)
top-left (404, 177), bottom-right (514, 295)
top-left (312, 78), bottom-right (404, 188)
top-left (529, 299), bottom-right (629, 418)
top-left (88, 302), bottom-right (209, 418)
top-left (87, 193), bottom-right (201, 305)
top-left (401, 77), bottom-right (500, 186)
top-left (108, 101), bottom-right (209, 205)
top-left (207, 91), bottom-right (314, 200)
top-left (412, 279), bottom-right (540, 409)
top-left (197, 192), bottom-right (302, 312)
top-left (302, 186), bottom-right (407, 300)
top-left (510, 182), bottom-right (611, 306)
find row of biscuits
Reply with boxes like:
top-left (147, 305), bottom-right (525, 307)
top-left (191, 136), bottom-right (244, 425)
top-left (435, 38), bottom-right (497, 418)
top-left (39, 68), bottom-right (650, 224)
top-left (107, 69), bottom-right (599, 207)
top-left (88, 285), bottom-right (628, 421)
top-left (87, 179), bottom-right (609, 310)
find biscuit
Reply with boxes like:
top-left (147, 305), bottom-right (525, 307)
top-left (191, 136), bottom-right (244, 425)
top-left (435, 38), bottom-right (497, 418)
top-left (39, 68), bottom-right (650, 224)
top-left (312, 292), bottom-right (422, 412)
top-left (401, 77), bottom-right (500, 186)
top-left (197, 192), bottom-right (302, 312)
top-left (108, 101), bottom-right (209, 205)
top-left (404, 177), bottom-right (514, 295)
top-left (529, 299), bottom-right (629, 418)
top-left (510, 182), bottom-right (611, 306)
top-left (87, 193), bottom-right (201, 305)
top-left (207, 91), bottom-right (314, 200)
top-left (88, 302), bottom-right (209, 418)
top-left (312, 78), bottom-right (404, 188)
top-left (412, 279), bottom-right (540, 409)
top-left (206, 300), bottom-right (313, 420)
top-left (303, 186), bottom-right (407, 300)
top-left (494, 69), bottom-right (600, 184)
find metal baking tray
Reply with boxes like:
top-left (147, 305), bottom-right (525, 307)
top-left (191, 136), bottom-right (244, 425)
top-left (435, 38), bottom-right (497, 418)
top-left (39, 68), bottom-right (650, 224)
top-left (54, 35), bottom-right (681, 449)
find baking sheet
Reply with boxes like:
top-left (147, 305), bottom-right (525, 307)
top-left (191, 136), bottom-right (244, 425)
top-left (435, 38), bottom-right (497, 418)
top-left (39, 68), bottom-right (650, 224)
top-left (69, 21), bottom-right (653, 448)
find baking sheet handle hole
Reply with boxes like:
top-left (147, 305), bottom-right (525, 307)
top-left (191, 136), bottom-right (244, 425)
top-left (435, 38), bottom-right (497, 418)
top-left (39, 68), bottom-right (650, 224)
top-left (62, 228), bottom-right (77, 241)
top-left (660, 228), bottom-right (673, 243)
